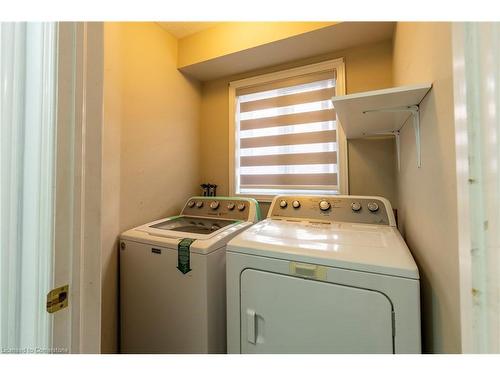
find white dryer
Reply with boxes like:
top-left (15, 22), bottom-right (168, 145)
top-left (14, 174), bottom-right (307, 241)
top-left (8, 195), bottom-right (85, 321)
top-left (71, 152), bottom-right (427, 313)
top-left (226, 195), bottom-right (420, 354)
top-left (120, 196), bottom-right (260, 353)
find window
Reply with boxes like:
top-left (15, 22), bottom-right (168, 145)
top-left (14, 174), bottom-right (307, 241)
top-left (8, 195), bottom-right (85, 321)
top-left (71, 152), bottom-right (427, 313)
top-left (229, 58), bottom-right (347, 200)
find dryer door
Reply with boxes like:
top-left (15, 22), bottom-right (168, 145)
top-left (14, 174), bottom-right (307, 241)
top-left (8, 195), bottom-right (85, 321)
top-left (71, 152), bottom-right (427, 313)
top-left (240, 269), bottom-right (394, 353)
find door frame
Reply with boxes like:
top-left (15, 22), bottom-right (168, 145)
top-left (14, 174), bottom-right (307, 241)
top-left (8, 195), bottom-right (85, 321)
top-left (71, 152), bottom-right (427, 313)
top-left (451, 21), bottom-right (473, 354)
top-left (52, 22), bottom-right (104, 354)
top-left (452, 22), bottom-right (500, 354)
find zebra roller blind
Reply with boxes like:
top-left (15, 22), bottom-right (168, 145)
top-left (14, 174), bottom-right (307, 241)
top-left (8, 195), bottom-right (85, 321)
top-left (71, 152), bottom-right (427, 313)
top-left (235, 68), bottom-right (338, 195)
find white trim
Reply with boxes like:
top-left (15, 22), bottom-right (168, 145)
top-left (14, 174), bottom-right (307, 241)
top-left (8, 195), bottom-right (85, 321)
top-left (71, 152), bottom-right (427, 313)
top-left (333, 60), bottom-right (348, 194)
top-left (52, 22), bottom-right (103, 354)
top-left (228, 85), bottom-right (237, 199)
top-left (452, 22), bottom-right (500, 354)
top-left (229, 58), bottom-right (345, 89)
top-left (452, 22), bottom-right (473, 354)
top-left (52, 21), bottom-right (74, 353)
top-left (228, 58), bottom-right (347, 200)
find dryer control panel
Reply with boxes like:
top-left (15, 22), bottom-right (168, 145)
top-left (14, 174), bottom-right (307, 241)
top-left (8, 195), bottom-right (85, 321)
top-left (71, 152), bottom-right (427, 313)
top-left (269, 195), bottom-right (395, 226)
top-left (181, 197), bottom-right (260, 222)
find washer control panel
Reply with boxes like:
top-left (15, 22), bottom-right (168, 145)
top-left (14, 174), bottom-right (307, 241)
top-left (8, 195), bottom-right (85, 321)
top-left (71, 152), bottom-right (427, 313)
top-left (181, 197), bottom-right (258, 221)
top-left (269, 195), bottom-right (393, 226)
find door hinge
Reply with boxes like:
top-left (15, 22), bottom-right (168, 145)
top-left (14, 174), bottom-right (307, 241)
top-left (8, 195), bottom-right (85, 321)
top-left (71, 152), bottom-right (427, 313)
top-left (46, 285), bottom-right (69, 313)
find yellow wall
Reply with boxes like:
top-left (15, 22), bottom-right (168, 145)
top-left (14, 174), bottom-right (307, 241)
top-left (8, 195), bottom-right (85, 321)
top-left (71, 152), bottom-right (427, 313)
top-left (393, 22), bottom-right (460, 353)
top-left (199, 39), bottom-right (395, 216)
top-left (101, 22), bottom-right (461, 354)
top-left (100, 21), bottom-right (463, 354)
top-left (101, 22), bottom-right (201, 353)
top-left (178, 22), bottom-right (337, 68)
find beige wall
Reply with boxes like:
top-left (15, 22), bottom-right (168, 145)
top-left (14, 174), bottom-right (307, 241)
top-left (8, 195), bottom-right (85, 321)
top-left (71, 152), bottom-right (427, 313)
top-left (200, 40), bottom-right (396, 212)
top-left (348, 137), bottom-right (397, 208)
top-left (393, 22), bottom-right (460, 353)
top-left (99, 22), bottom-right (460, 354)
top-left (101, 22), bottom-right (201, 353)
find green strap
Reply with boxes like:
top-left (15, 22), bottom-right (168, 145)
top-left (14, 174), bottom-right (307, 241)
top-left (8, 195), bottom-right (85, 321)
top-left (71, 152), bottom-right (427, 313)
top-left (177, 238), bottom-right (195, 274)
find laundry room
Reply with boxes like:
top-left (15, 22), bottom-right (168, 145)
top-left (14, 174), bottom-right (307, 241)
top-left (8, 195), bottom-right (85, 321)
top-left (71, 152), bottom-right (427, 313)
top-left (1, 6), bottom-right (499, 363)
top-left (100, 21), bottom-right (456, 354)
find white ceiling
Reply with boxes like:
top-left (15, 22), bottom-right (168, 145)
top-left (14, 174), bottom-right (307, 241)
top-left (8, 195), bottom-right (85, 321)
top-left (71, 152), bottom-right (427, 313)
top-left (157, 22), bottom-right (222, 39)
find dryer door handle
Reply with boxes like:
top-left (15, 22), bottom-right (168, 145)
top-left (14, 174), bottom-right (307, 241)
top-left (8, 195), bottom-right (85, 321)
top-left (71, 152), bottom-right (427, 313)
top-left (246, 309), bottom-right (257, 344)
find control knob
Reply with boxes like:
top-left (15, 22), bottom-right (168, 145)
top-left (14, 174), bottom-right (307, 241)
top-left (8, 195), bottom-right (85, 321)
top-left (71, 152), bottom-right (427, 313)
top-left (279, 200), bottom-right (288, 209)
top-left (227, 202), bottom-right (235, 210)
top-left (292, 200), bottom-right (301, 209)
top-left (319, 200), bottom-right (331, 211)
top-left (351, 202), bottom-right (362, 212)
top-left (196, 201), bottom-right (204, 208)
top-left (187, 200), bottom-right (195, 208)
top-left (237, 203), bottom-right (246, 211)
top-left (367, 202), bottom-right (379, 212)
top-left (210, 201), bottom-right (220, 210)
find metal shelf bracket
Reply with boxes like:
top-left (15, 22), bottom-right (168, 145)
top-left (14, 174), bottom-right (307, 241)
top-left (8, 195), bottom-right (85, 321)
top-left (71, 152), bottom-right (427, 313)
top-left (362, 105), bottom-right (421, 168)
top-left (394, 130), bottom-right (401, 171)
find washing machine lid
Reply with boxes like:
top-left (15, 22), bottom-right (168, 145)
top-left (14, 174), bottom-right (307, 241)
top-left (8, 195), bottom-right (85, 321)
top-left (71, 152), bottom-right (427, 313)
top-left (227, 219), bottom-right (419, 279)
top-left (147, 216), bottom-right (239, 235)
top-left (121, 215), bottom-right (254, 254)
top-left (135, 215), bottom-right (240, 239)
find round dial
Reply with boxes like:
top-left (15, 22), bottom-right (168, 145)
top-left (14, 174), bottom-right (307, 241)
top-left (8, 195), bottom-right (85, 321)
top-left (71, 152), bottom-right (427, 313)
top-left (367, 202), bottom-right (379, 212)
top-left (227, 202), bottom-right (235, 210)
top-left (237, 203), bottom-right (246, 211)
top-left (187, 200), bottom-right (195, 208)
top-left (351, 202), bottom-right (362, 212)
top-left (210, 201), bottom-right (220, 210)
top-left (319, 200), bottom-right (331, 211)
top-left (195, 201), bottom-right (204, 208)
top-left (292, 200), bottom-right (301, 209)
top-left (279, 200), bottom-right (288, 209)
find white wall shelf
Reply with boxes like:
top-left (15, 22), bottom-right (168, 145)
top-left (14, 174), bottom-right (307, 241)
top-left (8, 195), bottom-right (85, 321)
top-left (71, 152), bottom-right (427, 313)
top-left (331, 83), bottom-right (432, 168)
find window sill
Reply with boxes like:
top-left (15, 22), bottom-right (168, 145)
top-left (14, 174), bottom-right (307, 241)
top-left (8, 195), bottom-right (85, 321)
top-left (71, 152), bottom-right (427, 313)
top-left (231, 191), bottom-right (341, 203)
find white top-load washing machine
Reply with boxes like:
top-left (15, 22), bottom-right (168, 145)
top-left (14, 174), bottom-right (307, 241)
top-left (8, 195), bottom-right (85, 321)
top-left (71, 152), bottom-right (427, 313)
top-left (226, 195), bottom-right (420, 354)
top-left (120, 196), bottom-right (260, 353)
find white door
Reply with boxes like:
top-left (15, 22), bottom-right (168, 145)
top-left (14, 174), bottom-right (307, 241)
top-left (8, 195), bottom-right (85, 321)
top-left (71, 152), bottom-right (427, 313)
top-left (0, 22), bottom-right (103, 354)
top-left (240, 269), bottom-right (394, 353)
top-left (1, 22), bottom-right (58, 354)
